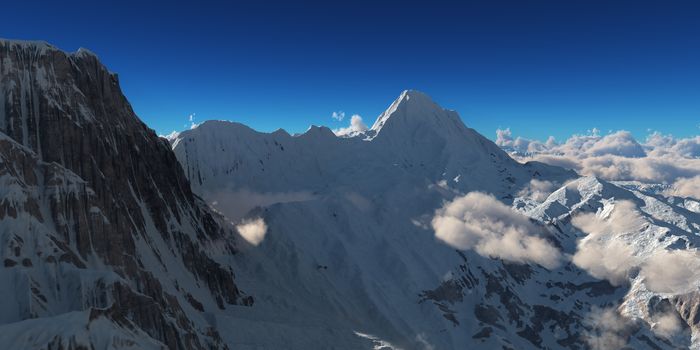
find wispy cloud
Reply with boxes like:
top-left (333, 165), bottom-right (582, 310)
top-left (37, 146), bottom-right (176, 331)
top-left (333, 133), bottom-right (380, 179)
top-left (517, 179), bottom-right (557, 202)
top-left (571, 200), bottom-right (646, 286)
top-left (666, 175), bottom-right (700, 198)
top-left (641, 249), bottom-right (700, 294)
top-left (582, 303), bottom-right (684, 348)
top-left (571, 199), bottom-right (700, 294)
top-left (188, 113), bottom-right (200, 129)
top-left (206, 188), bottom-right (316, 221)
top-left (651, 309), bottom-right (684, 338)
top-left (583, 306), bottom-right (633, 350)
top-left (331, 111), bottom-right (345, 121)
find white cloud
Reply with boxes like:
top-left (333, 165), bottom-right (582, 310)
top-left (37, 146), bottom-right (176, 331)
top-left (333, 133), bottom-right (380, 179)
top-left (672, 136), bottom-right (700, 158)
top-left (236, 218), bottom-right (268, 246)
top-left (645, 132), bottom-right (700, 158)
top-left (495, 128), bottom-right (548, 154)
top-left (333, 114), bottom-right (369, 137)
top-left (517, 179), bottom-right (557, 202)
top-left (431, 192), bottom-right (562, 269)
top-left (571, 199), bottom-right (700, 294)
top-left (495, 128), bottom-right (513, 147)
top-left (573, 238), bottom-right (638, 286)
top-left (666, 176), bottom-right (700, 199)
top-left (501, 128), bottom-right (700, 184)
top-left (587, 131), bottom-right (645, 157)
top-left (571, 200), bottom-right (646, 286)
top-left (187, 113), bottom-right (199, 129)
top-left (537, 130), bottom-right (645, 158)
top-left (572, 200), bottom-right (647, 238)
top-left (645, 131), bottom-right (677, 155)
top-left (641, 249), bottom-right (700, 294)
top-left (573, 155), bottom-right (700, 183)
top-left (651, 310), bottom-right (683, 338)
top-left (331, 111), bottom-right (345, 121)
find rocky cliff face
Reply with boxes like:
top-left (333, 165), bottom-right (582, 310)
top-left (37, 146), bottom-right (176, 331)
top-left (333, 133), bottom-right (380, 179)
top-left (0, 40), bottom-right (248, 349)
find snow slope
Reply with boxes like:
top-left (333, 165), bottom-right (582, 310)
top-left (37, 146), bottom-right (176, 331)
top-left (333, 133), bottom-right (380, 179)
top-left (2, 37), bottom-right (698, 349)
top-left (171, 90), bottom-right (699, 349)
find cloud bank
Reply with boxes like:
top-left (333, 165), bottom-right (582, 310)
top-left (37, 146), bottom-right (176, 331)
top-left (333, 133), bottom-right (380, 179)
top-left (498, 129), bottom-right (700, 197)
top-left (431, 192), bottom-right (561, 269)
top-left (666, 175), bottom-right (700, 198)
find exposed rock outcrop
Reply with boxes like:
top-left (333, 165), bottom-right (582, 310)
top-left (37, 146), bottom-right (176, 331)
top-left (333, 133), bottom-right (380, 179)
top-left (0, 39), bottom-right (246, 348)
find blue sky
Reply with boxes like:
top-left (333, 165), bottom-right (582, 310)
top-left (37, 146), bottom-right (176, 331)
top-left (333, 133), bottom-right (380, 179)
top-left (2, 0), bottom-right (699, 141)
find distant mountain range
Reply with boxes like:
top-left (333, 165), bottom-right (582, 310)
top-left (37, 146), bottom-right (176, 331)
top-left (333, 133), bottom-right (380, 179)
top-left (1, 39), bottom-right (699, 349)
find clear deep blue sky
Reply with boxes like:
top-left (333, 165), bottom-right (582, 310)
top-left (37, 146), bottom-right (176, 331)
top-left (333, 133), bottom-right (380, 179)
top-left (2, 0), bottom-right (699, 141)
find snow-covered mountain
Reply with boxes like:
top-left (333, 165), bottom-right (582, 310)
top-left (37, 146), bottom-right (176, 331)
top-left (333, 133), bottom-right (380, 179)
top-left (171, 90), bottom-right (700, 349)
top-left (173, 90), bottom-right (571, 207)
top-left (3, 37), bottom-right (700, 350)
top-left (0, 39), bottom-right (251, 349)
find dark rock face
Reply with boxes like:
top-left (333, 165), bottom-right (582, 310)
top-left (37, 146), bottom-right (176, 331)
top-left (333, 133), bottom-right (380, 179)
top-left (0, 40), bottom-right (245, 348)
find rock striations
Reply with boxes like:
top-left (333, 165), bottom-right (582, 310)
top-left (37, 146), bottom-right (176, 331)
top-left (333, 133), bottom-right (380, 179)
top-left (0, 39), bottom-right (249, 349)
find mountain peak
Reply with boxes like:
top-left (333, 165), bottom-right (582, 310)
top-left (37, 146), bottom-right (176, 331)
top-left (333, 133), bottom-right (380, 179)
top-left (400, 89), bottom-right (435, 101)
top-left (368, 90), bottom-right (465, 143)
top-left (370, 90), bottom-right (440, 132)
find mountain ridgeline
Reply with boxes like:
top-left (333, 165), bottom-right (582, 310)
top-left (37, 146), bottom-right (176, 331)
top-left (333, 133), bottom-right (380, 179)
top-left (2, 39), bottom-right (700, 349)
top-left (0, 39), bottom-right (250, 349)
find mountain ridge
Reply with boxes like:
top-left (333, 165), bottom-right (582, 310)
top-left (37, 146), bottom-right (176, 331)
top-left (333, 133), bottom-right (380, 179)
top-left (2, 38), bottom-right (698, 349)
top-left (0, 38), bottom-right (249, 349)
top-left (171, 88), bottom-right (700, 349)
top-left (173, 89), bottom-right (573, 199)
